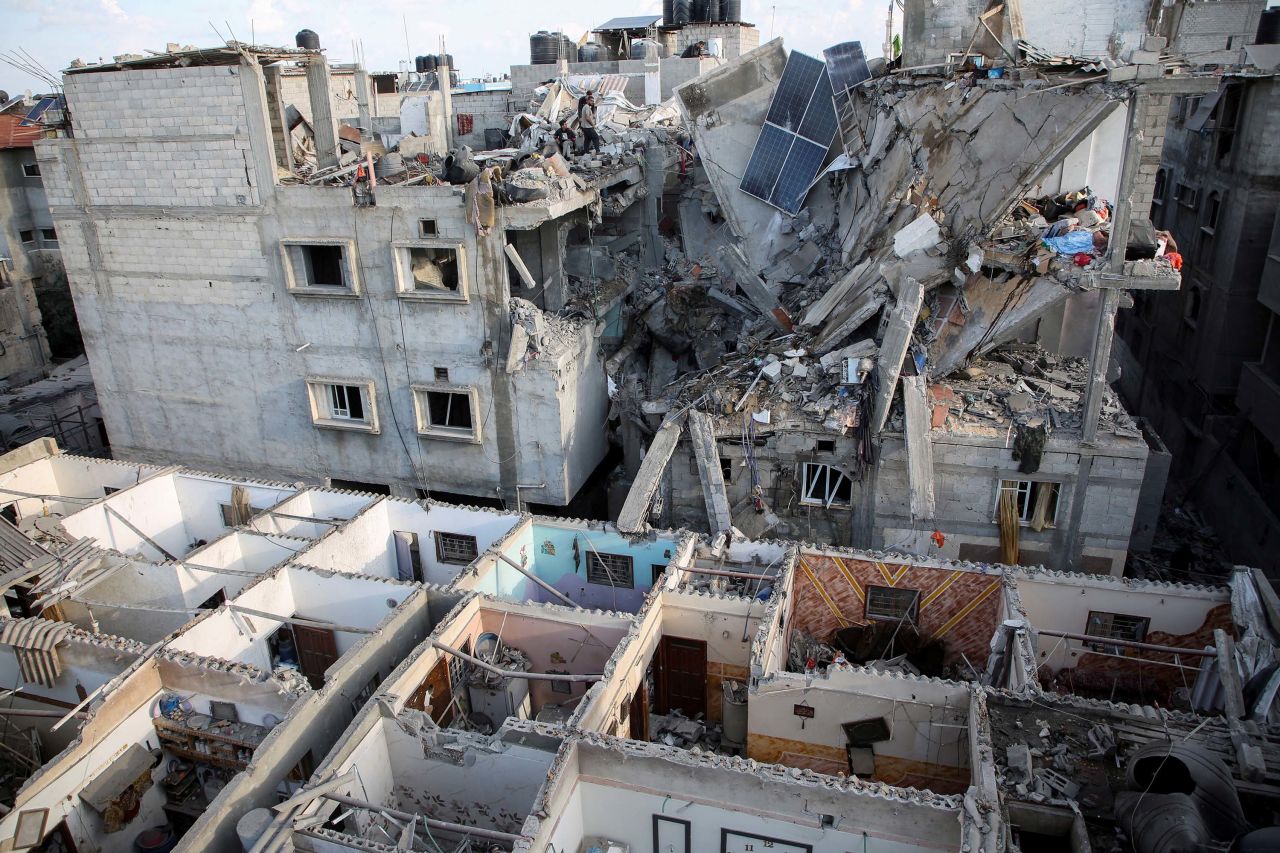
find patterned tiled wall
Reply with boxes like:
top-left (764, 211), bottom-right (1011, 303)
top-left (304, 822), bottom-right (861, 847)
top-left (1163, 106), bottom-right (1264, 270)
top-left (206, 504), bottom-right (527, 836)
top-left (793, 553), bottom-right (1004, 667)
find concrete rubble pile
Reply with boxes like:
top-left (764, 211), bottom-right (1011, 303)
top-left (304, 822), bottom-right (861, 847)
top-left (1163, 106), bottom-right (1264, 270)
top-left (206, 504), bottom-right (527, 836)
top-left (605, 22), bottom-right (1191, 539)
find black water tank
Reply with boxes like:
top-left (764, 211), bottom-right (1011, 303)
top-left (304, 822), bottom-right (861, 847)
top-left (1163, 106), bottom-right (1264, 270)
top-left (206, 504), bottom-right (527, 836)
top-left (531, 31), bottom-right (560, 64)
top-left (722, 0), bottom-right (741, 22)
top-left (664, 0), bottom-right (675, 26)
top-left (1259, 8), bottom-right (1280, 44)
top-left (691, 0), bottom-right (708, 21)
top-left (707, 0), bottom-right (721, 21)
top-left (559, 35), bottom-right (576, 61)
top-left (295, 29), bottom-right (320, 50)
top-left (441, 53), bottom-right (455, 69)
top-left (578, 42), bottom-right (604, 63)
top-left (423, 54), bottom-right (438, 72)
top-left (674, 0), bottom-right (691, 25)
top-left (414, 55), bottom-right (429, 73)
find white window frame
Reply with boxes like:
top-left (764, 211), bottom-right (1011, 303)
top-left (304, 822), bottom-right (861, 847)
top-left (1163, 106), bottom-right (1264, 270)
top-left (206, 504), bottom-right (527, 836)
top-left (392, 240), bottom-right (469, 302)
top-left (800, 462), bottom-right (853, 508)
top-left (305, 377), bottom-right (380, 433)
top-left (281, 239), bottom-right (361, 297)
top-left (994, 479), bottom-right (1060, 527)
top-left (412, 382), bottom-right (481, 443)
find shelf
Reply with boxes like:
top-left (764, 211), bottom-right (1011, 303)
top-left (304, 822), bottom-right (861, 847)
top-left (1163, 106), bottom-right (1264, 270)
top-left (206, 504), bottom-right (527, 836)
top-left (161, 744), bottom-right (249, 771)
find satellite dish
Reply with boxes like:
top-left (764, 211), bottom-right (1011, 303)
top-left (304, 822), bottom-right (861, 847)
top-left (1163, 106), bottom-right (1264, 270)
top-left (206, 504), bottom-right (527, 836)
top-left (0, 92), bottom-right (9, 105)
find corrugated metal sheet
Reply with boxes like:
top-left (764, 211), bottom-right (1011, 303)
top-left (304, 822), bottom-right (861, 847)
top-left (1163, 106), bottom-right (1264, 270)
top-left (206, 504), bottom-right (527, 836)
top-left (0, 617), bottom-right (72, 687)
top-left (0, 517), bottom-right (48, 571)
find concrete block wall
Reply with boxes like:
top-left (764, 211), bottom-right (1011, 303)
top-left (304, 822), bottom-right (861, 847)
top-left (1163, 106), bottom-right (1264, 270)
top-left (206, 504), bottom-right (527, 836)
top-left (275, 69), bottom-right (401, 124)
top-left (1168, 0), bottom-right (1261, 66)
top-left (675, 23), bottom-right (761, 59)
top-left (451, 90), bottom-right (516, 150)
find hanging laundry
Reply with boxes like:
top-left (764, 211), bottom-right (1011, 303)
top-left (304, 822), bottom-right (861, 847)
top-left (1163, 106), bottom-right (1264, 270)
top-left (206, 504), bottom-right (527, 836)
top-left (1012, 422), bottom-right (1047, 474)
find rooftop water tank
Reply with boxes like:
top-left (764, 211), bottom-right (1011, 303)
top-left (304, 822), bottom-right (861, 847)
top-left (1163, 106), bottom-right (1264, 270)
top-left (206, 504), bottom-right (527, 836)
top-left (707, 0), bottom-right (721, 22)
top-left (295, 29), bottom-right (320, 50)
top-left (530, 31), bottom-right (560, 65)
top-left (722, 0), bottom-right (741, 22)
top-left (578, 42), bottom-right (605, 63)
top-left (664, 0), bottom-right (675, 27)
top-left (673, 0), bottom-right (691, 25)
top-left (630, 38), bottom-right (663, 60)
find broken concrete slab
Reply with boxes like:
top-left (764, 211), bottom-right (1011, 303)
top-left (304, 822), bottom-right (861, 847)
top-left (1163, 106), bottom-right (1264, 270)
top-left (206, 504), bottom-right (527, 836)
top-left (893, 213), bottom-right (943, 259)
top-left (800, 257), bottom-right (874, 328)
top-left (929, 275), bottom-right (1073, 377)
top-left (717, 243), bottom-right (794, 332)
top-left (872, 276), bottom-right (924, 433)
top-left (687, 410), bottom-right (733, 535)
top-left (617, 413), bottom-right (687, 533)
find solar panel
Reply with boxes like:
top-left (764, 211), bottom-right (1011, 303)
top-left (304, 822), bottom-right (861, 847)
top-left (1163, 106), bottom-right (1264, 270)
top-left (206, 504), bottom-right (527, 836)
top-left (765, 52), bottom-right (825, 132)
top-left (823, 41), bottom-right (871, 95)
top-left (20, 97), bottom-right (55, 127)
top-left (740, 51), bottom-right (839, 215)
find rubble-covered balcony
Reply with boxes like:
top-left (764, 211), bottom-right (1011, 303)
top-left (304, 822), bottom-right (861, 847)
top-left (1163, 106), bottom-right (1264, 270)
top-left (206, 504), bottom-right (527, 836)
top-left (284, 716), bottom-right (563, 852)
top-left (466, 520), bottom-right (685, 613)
top-left (1011, 568), bottom-right (1232, 710)
top-left (165, 564), bottom-right (419, 692)
top-left (378, 595), bottom-right (630, 732)
top-left (291, 496), bottom-right (523, 583)
top-left (59, 471), bottom-right (299, 562)
top-left (0, 451), bottom-right (163, 526)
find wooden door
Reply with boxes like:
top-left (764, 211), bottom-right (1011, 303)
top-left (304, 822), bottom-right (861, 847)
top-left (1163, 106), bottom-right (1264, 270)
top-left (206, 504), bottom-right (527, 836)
top-left (628, 679), bottom-right (649, 740)
top-left (423, 656), bottom-right (454, 726)
top-left (655, 636), bottom-right (707, 718)
top-left (292, 625), bottom-right (338, 690)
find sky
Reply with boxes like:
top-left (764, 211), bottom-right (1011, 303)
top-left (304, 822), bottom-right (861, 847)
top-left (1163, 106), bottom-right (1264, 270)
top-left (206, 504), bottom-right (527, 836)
top-left (1, 0), bottom-right (889, 94)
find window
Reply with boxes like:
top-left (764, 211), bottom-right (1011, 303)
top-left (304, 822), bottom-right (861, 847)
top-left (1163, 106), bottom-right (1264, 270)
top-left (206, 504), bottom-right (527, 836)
top-left (720, 457), bottom-right (733, 484)
top-left (434, 366), bottom-right (449, 382)
top-left (1151, 169), bottom-right (1166, 212)
top-left (801, 462), bottom-right (853, 507)
top-left (305, 378), bottom-right (379, 433)
top-left (1214, 84), bottom-right (1242, 161)
top-left (651, 563), bottom-right (667, 585)
top-left (1174, 182), bottom-right (1198, 209)
top-left (996, 480), bottom-right (1060, 527)
top-left (394, 243), bottom-right (467, 300)
top-left (586, 552), bottom-right (634, 587)
top-left (220, 502), bottom-right (265, 526)
top-left (373, 73), bottom-right (397, 94)
top-left (40, 228), bottom-right (56, 242)
top-left (1199, 191), bottom-right (1221, 266)
top-left (1184, 285), bottom-right (1202, 326)
top-left (433, 531), bottom-right (479, 565)
top-left (412, 384), bottom-right (480, 442)
top-left (419, 219), bottom-right (438, 237)
top-left (865, 585), bottom-right (920, 623)
top-left (548, 670), bottom-right (572, 694)
top-left (18, 230), bottom-right (34, 244)
top-left (281, 240), bottom-right (358, 295)
top-left (22, 163), bottom-right (40, 178)
top-left (1084, 611), bottom-right (1150, 655)
top-left (816, 439), bottom-right (836, 453)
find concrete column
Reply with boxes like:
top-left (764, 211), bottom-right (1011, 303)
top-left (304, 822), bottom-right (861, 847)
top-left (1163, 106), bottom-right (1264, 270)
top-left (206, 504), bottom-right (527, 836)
top-left (263, 64), bottom-right (292, 172)
top-left (354, 67), bottom-right (372, 139)
top-left (642, 140), bottom-right (664, 270)
top-left (539, 220), bottom-right (569, 312)
top-left (305, 55), bottom-right (340, 171)
top-left (438, 63), bottom-right (454, 151)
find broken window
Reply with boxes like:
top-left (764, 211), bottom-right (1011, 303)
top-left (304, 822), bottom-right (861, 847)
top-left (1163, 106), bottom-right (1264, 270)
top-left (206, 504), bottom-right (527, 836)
top-left (1151, 169), bottom-right (1167, 217)
top-left (720, 457), bottom-right (734, 484)
top-left (1214, 84), bottom-right (1242, 162)
top-left (1084, 611), bottom-right (1150, 655)
top-left (996, 480), bottom-right (1059, 528)
top-left (22, 163), bottom-right (40, 178)
top-left (586, 552), bottom-right (634, 587)
top-left (801, 462), bottom-right (853, 507)
top-left (816, 439), bottom-right (836, 453)
top-left (282, 241), bottom-right (356, 293)
top-left (433, 531), bottom-right (479, 565)
top-left (865, 585), bottom-right (920, 624)
top-left (19, 230), bottom-right (33, 244)
top-left (40, 228), bottom-right (56, 242)
top-left (434, 367), bottom-right (449, 382)
top-left (306, 379), bottom-right (378, 432)
top-left (414, 385), bottom-right (478, 441)
top-left (395, 244), bottom-right (466, 299)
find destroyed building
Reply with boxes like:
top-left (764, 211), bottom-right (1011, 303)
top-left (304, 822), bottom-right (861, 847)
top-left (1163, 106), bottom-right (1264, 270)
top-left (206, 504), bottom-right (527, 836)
top-left (32, 38), bottom-right (668, 509)
top-left (602, 1), bottom-right (1277, 578)
top-left (0, 435), bottom-right (1276, 853)
top-left (1114, 9), bottom-right (1280, 575)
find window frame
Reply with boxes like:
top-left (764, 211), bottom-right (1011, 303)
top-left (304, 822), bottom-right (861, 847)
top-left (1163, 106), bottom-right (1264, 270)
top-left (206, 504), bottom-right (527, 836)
top-left (1084, 610), bottom-right (1151, 655)
top-left (433, 531), bottom-right (479, 565)
top-left (800, 462), bottom-right (853, 508)
top-left (1174, 182), bottom-right (1199, 210)
top-left (40, 227), bottom-right (57, 243)
top-left (305, 377), bottom-right (380, 433)
top-left (392, 240), bottom-right (469, 302)
top-left (864, 585), bottom-right (920, 624)
top-left (21, 162), bottom-right (41, 178)
top-left (18, 229), bottom-right (34, 245)
top-left (412, 382), bottom-right (481, 443)
top-left (280, 239), bottom-right (361, 297)
top-left (586, 551), bottom-right (634, 587)
top-left (994, 479), bottom-right (1060, 527)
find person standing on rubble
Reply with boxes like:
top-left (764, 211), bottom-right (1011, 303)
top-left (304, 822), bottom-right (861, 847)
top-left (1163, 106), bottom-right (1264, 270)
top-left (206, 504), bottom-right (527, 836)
top-left (579, 93), bottom-right (601, 155)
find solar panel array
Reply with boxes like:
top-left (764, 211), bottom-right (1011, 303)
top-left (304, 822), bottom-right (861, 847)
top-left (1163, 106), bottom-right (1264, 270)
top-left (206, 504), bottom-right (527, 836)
top-left (739, 51), bottom-right (838, 215)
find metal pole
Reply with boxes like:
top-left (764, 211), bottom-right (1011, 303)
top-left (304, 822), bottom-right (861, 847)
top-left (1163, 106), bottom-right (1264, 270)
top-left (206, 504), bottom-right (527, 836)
top-left (488, 550), bottom-right (583, 610)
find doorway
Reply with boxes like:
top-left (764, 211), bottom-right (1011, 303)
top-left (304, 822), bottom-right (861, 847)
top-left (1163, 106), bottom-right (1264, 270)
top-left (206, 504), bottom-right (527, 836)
top-left (654, 636), bottom-right (707, 718)
top-left (291, 625), bottom-right (338, 689)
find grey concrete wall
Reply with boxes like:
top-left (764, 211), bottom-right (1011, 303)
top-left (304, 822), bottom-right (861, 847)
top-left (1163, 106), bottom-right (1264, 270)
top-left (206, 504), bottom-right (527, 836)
top-left (451, 89), bottom-right (516, 150)
top-left (39, 60), bottom-right (608, 506)
top-left (0, 147), bottom-right (54, 381)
